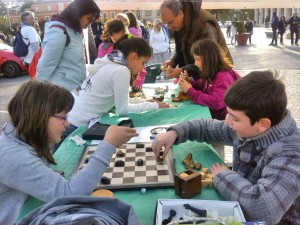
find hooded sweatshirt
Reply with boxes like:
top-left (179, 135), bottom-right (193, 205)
top-left (68, 50), bottom-right (158, 127)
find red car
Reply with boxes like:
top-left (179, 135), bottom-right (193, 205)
top-left (0, 43), bottom-right (28, 78)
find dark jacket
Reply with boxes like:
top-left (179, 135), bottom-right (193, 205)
top-left (278, 20), bottom-right (287, 34)
top-left (245, 21), bottom-right (253, 34)
top-left (271, 15), bottom-right (279, 31)
top-left (170, 4), bottom-right (232, 69)
top-left (288, 15), bottom-right (300, 30)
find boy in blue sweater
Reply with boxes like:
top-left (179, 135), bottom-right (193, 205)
top-left (152, 70), bottom-right (300, 224)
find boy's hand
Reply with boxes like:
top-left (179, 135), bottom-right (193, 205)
top-left (103, 125), bottom-right (138, 148)
top-left (152, 130), bottom-right (177, 160)
top-left (210, 163), bottom-right (229, 175)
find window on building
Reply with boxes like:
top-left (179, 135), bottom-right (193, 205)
top-left (45, 16), bottom-right (50, 21)
top-left (47, 6), bottom-right (52, 11)
top-left (58, 3), bottom-right (64, 11)
top-left (103, 12), bottom-right (107, 18)
top-left (145, 10), bottom-right (152, 16)
top-left (13, 19), bottom-right (18, 23)
top-left (110, 12), bottom-right (115, 19)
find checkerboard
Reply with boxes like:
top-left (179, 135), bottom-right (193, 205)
top-left (75, 143), bottom-right (176, 190)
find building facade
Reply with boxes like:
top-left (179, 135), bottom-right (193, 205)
top-left (7, 0), bottom-right (300, 27)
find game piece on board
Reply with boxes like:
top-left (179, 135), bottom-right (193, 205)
top-left (145, 146), bottom-right (152, 152)
top-left (141, 188), bottom-right (146, 194)
top-left (116, 149), bottom-right (125, 157)
top-left (157, 150), bottom-right (164, 162)
top-left (136, 159), bottom-right (144, 166)
top-left (162, 209), bottom-right (177, 225)
top-left (171, 93), bottom-right (176, 98)
top-left (76, 143), bottom-right (175, 190)
top-left (136, 143), bottom-right (145, 148)
top-left (115, 160), bottom-right (125, 167)
top-left (101, 176), bottom-right (111, 184)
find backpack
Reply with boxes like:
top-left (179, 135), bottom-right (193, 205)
top-left (16, 196), bottom-right (141, 225)
top-left (13, 29), bottom-right (29, 57)
top-left (29, 24), bottom-right (70, 79)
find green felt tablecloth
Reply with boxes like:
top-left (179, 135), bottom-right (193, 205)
top-left (18, 84), bottom-right (223, 224)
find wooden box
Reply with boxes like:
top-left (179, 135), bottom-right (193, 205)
top-left (174, 169), bottom-right (202, 198)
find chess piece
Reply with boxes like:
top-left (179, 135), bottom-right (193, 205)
top-left (162, 209), bottom-right (177, 225)
top-left (184, 204), bottom-right (207, 217)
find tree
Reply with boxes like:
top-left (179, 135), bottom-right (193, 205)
top-left (20, 1), bottom-right (33, 13)
top-left (0, 1), bottom-right (8, 17)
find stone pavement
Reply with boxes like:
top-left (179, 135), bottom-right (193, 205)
top-left (0, 28), bottom-right (299, 164)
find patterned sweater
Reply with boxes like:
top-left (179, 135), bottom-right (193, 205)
top-left (169, 111), bottom-right (300, 225)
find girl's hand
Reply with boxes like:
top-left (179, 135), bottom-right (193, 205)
top-left (104, 125), bottom-right (138, 148)
top-left (179, 77), bottom-right (192, 93)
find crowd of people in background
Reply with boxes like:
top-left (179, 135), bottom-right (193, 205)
top-left (1, 0), bottom-right (300, 224)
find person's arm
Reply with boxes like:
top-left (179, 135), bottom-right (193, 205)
top-left (213, 151), bottom-right (300, 224)
top-left (152, 118), bottom-right (234, 158)
top-left (169, 118), bottom-right (234, 145)
top-left (36, 27), bottom-right (68, 81)
top-left (112, 67), bottom-right (159, 115)
top-left (27, 27), bottom-right (40, 53)
top-left (186, 71), bottom-right (237, 110)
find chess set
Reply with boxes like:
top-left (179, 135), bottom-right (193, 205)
top-left (74, 142), bottom-right (176, 190)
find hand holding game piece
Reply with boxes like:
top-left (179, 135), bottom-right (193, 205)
top-left (152, 130), bottom-right (177, 160)
top-left (162, 209), bottom-right (176, 225)
top-left (103, 125), bottom-right (138, 148)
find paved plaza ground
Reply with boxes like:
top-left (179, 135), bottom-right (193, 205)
top-left (0, 27), bottom-right (299, 163)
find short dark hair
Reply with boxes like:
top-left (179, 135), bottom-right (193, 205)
top-left (8, 80), bottom-right (74, 165)
top-left (160, 0), bottom-right (182, 17)
top-left (21, 11), bottom-right (34, 22)
top-left (60, 0), bottom-right (100, 33)
top-left (114, 34), bottom-right (151, 58)
top-left (224, 70), bottom-right (287, 126)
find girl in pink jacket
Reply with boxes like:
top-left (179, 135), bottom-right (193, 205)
top-left (179, 39), bottom-right (240, 120)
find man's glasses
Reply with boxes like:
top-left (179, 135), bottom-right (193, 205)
top-left (52, 114), bottom-right (68, 124)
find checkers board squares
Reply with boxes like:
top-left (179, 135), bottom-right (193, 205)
top-left (76, 143), bottom-right (176, 190)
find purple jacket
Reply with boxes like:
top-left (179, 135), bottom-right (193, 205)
top-left (186, 69), bottom-right (240, 120)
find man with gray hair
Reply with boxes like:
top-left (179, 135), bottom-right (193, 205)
top-left (160, 0), bottom-right (232, 79)
top-left (20, 11), bottom-right (40, 67)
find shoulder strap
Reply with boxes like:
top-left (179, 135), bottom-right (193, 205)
top-left (49, 24), bottom-right (70, 47)
top-left (20, 27), bottom-right (28, 40)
